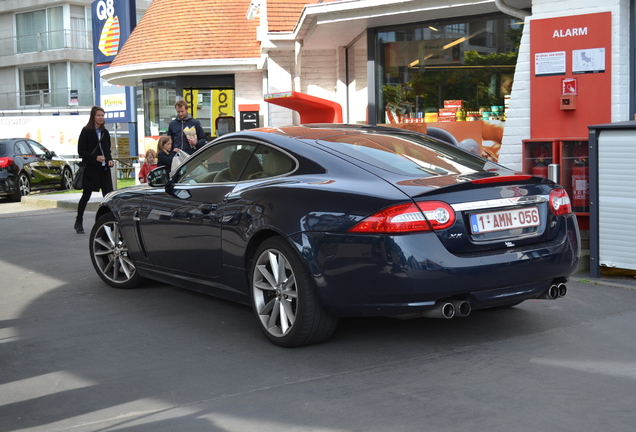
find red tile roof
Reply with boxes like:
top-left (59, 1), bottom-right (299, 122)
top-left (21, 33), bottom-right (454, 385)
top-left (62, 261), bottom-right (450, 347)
top-left (267, 0), bottom-right (318, 32)
top-left (111, 0), bottom-right (347, 68)
top-left (111, 0), bottom-right (261, 67)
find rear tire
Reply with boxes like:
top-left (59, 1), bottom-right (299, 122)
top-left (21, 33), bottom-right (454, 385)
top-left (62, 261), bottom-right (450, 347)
top-left (250, 237), bottom-right (338, 347)
top-left (90, 212), bottom-right (144, 289)
top-left (10, 173), bottom-right (29, 202)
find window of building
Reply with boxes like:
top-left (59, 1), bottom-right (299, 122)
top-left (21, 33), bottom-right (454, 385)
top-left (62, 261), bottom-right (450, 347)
top-left (50, 63), bottom-right (68, 107)
top-left (70, 5), bottom-right (91, 50)
top-left (19, 62), bottom-right (94, 108)
top-left (16, 6), bottom-right (64, 53)
top-left (374, 13), bottom-right (522, 124)
top-left (20, 67), bottom-right (49, 106)
top-left (70, 62), bottom-right (94, 106)
top-left (143, 80), bottom-right (178, 136)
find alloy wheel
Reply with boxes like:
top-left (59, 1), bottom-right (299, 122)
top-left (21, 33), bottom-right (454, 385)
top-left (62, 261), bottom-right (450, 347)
top-left (61, 168), bottom-right (73, 190)
top-left (252, 247), bottom-right (298, 338)
top-left (18, 173), bottom-right (30, 197)
top-left (91, 217), bottom-right (137, 285)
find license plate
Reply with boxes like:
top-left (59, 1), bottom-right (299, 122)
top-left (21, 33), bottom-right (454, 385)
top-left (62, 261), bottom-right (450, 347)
top-left (470, 206), bottom-right (540, 234)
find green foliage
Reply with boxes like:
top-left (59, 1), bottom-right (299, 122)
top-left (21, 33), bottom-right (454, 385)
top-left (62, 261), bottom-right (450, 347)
top-left (464, 50), bottom-right (518, 66)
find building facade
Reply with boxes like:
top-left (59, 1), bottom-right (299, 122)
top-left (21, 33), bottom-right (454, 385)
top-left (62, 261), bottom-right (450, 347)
top-left (0, 0), bottom-right (150, 156)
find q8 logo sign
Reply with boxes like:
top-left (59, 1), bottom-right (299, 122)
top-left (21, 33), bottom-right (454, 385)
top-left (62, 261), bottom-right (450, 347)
top-left (95, 0), bottom-right (120, 57)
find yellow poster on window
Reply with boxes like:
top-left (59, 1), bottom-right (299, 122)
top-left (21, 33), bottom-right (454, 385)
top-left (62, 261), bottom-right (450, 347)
top-left (212, 89), bottom-right (234, 137)
top-left (184, 89), bottom-right (199, 119)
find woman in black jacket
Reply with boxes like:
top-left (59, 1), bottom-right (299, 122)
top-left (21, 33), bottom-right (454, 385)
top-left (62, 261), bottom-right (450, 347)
top-left (74, 106), bottom-right (114, 234)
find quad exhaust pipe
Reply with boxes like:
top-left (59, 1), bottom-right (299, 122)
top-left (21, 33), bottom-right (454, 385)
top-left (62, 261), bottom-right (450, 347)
top-left (418, 283), bottom-right (566, 319)
top-left (421, 300), bottom-right (471, 319)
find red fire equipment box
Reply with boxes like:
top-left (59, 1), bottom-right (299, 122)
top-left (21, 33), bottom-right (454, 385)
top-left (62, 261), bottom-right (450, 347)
top-left (522, 138), bottom-right (589, 230)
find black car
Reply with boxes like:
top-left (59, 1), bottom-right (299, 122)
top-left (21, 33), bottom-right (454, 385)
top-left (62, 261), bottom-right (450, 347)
top-left (0, 138), bottom-right (73, 201)
top-left (89, 124), bottom-right (580, 347)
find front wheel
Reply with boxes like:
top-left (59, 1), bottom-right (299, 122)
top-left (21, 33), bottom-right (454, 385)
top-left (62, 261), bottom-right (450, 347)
top-left (90, 212), bottom-right (144, 289)
top-left (251, 237), bottom-right (338, 347)
top-left (59, 167), bottom-right (73, 190)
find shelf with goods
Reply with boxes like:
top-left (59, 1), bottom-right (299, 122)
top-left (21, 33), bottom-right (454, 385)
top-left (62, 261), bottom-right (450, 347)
top-left (381, 119), bottom-right (504, 162)
top-left (383, 99), bottom-right (506, 162)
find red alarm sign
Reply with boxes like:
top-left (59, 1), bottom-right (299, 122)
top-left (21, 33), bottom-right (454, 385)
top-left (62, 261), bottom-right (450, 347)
top-left (562, 78), bottom-right (577, 95)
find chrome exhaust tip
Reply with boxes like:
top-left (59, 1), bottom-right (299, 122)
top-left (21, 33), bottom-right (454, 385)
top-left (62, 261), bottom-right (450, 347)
top-left (538, 285), bottom-right (560, 300)
top-left (450, 300), bottom-right (471, 317)
top-left (557, 283), bottom-right (567, 298)
top-left (421, 302), bottom-right (455, 319)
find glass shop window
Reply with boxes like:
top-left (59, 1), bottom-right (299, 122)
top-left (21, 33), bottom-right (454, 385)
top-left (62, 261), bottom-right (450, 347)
top-left (375, 14), bottom-right (523, 124)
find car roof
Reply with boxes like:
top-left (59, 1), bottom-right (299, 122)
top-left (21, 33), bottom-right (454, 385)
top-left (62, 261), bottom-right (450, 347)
top-left (245, 124), bottom-right (424, 140)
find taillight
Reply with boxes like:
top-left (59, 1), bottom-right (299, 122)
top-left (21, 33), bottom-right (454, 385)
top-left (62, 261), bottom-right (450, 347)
top-left (416, 201), bottom-right (455, 230)
top-left (0, 157), bottom-right (13, 169)
top-left (348, 201), bottom-right (455, 233)
top-left (549, 188), bottom-right (572, 215)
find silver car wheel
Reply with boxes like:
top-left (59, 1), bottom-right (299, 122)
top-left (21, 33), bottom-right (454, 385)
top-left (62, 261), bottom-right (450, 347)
top-left (61, 168), bottom-right (73, 190)
top-left (252, 247), bottom-right (298, 338)
top-left (91, 218), bottom-right (137, 285)
top-left (18, 173), bottom-right (30, 196)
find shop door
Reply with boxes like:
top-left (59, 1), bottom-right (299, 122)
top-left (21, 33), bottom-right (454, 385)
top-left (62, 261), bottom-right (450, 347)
top-left (183, 88), bottom-right (235, 140)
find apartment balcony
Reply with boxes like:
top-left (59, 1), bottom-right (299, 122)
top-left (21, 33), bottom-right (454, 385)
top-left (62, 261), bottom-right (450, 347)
top-left (0, 30), bottom-right (94, 67)
top-left (0, 88), bottom-right (95, 113)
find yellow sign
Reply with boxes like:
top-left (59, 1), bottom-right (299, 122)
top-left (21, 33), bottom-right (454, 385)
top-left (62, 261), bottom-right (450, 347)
top-left (183, 89), bottom-right (199, 119)
top-left (212, 89), bottom-right (234, 137)
top-left (102, 94), bottom-right (126, 110)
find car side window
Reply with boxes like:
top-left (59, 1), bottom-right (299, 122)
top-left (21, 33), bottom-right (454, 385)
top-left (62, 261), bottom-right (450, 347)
top-left (250, 147), bottom-right (295, 179)
top-left (175, 141), bottom-right (259, 184)
top-left (14, 141), bottom-right (32, 156)
top-left (27, 140), bottom-right (48, 157)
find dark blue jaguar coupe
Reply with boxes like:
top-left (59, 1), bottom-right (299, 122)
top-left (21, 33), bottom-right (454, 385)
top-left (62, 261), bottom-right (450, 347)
top-left (89, 124), bottom-right (580, 347)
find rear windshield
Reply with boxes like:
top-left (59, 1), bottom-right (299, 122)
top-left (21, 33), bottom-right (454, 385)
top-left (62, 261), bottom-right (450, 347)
top-left (316, 132), bottom-right (496, 177)
top-left (0, 143), bottom-right (5, 156)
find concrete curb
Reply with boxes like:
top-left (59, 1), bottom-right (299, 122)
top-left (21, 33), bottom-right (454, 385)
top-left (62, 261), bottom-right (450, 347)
top-left (22, 193), bottom-right (101, 212)
top-left (571, 273), bottom-right (636, 291)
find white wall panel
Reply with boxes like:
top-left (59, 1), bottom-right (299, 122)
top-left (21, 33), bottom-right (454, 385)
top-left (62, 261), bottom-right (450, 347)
top-left (598, 129), bottom-right (636, 269)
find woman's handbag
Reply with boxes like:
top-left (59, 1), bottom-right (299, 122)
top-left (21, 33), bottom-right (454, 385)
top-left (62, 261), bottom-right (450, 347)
top-left (72, 163), bottom-right (85, 190)
top-left (72, 144), bottom-right (100, 190)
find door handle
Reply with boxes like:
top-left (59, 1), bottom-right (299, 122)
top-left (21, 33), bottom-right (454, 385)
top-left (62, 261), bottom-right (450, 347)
top-left (198, 204), bottom-right (217, 214)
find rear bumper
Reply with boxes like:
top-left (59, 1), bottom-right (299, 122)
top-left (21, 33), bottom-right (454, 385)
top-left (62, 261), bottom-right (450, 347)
top-left (0, 173), bottom-right (16, 197)
top-left (293, 214), bottom-right (580, 317)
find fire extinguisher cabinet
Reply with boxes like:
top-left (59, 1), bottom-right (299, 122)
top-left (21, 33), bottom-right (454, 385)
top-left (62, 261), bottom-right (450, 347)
top-left (522, 139), bottom-right (560, 178)
top-left (588, 121), bottom-right (636, 278)
top-left (559, 139), bottom-right (589, 214)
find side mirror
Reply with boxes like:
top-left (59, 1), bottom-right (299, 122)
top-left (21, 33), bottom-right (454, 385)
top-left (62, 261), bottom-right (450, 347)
top-left (147, 166), bottom-right (170, 187)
